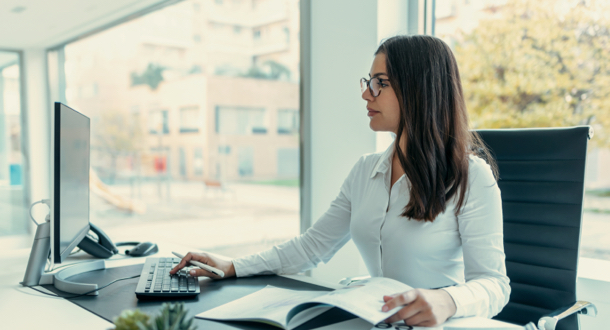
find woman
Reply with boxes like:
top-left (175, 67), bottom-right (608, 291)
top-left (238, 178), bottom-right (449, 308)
top-left (170, 35), bottom-right (510, 327)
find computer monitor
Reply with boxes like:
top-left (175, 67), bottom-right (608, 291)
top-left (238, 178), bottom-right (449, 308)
top-left (22, 102), bottom-right (108, 295)
top-left (50, 102), bottom-right (91, 265)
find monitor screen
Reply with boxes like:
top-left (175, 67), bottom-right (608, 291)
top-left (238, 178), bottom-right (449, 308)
top-left (52, 103), bottom-right (90, 263)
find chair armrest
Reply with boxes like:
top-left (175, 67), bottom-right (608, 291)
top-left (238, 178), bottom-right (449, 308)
top-left (338, 275), bottom-right (371, 286)
top-left (538, 301), bottom-right (597, 330)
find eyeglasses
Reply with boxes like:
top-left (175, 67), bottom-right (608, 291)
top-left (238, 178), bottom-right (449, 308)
top-left (374, 323), bottom-right (413, 329)
top-left (360, 76), bottom-right (388, 97)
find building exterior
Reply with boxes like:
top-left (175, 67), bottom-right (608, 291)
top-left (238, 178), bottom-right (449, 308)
top-left (65, 0), bottom-right (300, 183)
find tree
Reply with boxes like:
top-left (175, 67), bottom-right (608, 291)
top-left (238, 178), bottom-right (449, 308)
top-left (455, 0), bottom-right (610, 146)
top-left (93, 110), bottom-right (145, 183)
top-left (131, 63), bottom-right (165, 90)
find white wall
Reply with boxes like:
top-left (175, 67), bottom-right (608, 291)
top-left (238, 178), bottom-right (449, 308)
top-left (301, 0), bottom-right (417, 286)
top-left (376, 0), bottom-right (410, 152)
top-left (302, 0), bottom-right (378, 284)
top-left (22, 49), bottom-right (50, 232)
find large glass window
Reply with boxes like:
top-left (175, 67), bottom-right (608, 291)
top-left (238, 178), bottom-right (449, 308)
top-left (435, 0), bottom-right (610, 260)
top-left (0, 51), bottom-right (26, 236)
top-left (61, 0), bottom-right (300, 257)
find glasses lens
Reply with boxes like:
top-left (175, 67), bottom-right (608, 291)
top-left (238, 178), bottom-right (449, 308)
top-left (360, 78), bottom-right (367, 94)
top-left (370, 77), bottom-right (380, 97)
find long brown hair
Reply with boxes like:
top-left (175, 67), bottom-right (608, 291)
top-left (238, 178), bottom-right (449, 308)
top-left (376, 35), bottom-right (496, 221)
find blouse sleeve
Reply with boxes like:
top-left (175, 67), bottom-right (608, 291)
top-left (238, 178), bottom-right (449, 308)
top-left (231, 157), bottom-right (362, 277)
top-left (441, 157), bottom-right (511, 318)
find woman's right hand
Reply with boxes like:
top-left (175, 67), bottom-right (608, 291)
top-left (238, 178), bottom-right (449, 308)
top-left (169, 252), bottom-right (236, 279)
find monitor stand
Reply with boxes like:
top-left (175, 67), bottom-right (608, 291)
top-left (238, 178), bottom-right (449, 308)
top-left (21, 218), bottom-right (106, 295)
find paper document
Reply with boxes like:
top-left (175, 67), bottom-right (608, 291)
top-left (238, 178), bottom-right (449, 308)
top-left (197, 277), bottom-right (415, 330)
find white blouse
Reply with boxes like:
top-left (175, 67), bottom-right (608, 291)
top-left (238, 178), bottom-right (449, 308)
top-left (232, 143), bottom-right (510, 319)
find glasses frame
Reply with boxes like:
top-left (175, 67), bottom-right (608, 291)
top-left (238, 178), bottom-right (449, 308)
top-left (360, 76), bottom-right (387, 97)
top-left (374, 323), bottom-right (413, 330)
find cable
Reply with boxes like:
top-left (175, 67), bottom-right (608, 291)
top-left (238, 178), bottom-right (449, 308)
top-left (29, 199), bottom-right (50, 225)
top-left (28, 274), bottom-right (140, 299)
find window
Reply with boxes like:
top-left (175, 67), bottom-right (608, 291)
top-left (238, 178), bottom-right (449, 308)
top-left (216, 106), bottom-right (267, 135)
top-left (277, 109), bottom-right (298, 134)
top-left (253, 28), bottom-right (261, 39)
top-left (193, 148), bottom-right (203, 176)
top-left (284, 26), bottom-right (290, 43)
top-left (277, 148), bottom-right (298, 178)
top-left (435, 0), bottom-right (610, 261)
top-left (180, 106), bottom-right (200, 133)
top-left (238, 146), bottom-right (254, 177)
top-left (179, 147), bottom-right (187, 177)
top-left (218, 145), bottom-right (231, 154)
top-left (61, 0), bottom-right (300, 259)
top-left (0, 52), bottom-right (26, 236)
top-left (148, 110), bottom-right (169, 134)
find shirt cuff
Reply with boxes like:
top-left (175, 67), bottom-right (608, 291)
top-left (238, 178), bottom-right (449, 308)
top-left (231, 249), bottom-right (282, 277)
top-left (441, 286), bottom-right (467, 318)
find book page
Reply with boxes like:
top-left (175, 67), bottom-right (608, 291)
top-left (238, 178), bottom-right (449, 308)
top-left (196, 286), bottom-right (328, 329)
top-left (308, 277), bottom-right (414, 325)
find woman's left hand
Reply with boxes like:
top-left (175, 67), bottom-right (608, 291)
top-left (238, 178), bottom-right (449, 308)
top-left (381, 288), bottom-right (457, 327)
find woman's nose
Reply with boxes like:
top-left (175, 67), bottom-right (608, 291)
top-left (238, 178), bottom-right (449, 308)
top-left (361, 86), bottom-right (374, 101)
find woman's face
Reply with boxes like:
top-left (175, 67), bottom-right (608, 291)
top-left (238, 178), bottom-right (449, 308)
top-left (362, 53), bottom-right (401, 134)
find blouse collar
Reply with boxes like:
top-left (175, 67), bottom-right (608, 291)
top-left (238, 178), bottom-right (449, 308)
top-left (370, 142), bottom-right (395, 179)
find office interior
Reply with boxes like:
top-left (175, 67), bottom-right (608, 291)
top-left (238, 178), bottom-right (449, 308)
top-left (0, 0), bottom-right (609, 329)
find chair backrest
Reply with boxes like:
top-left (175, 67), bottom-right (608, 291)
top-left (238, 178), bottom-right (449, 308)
top-left (476, 126), bottom-right (592, 330)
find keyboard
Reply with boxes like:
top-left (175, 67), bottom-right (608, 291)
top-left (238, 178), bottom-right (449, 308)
top-left (135, 257), bottom-right (200, 299)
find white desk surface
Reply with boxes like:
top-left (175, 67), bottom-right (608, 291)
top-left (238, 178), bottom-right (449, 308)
top-left (1, 241), bottom-right (521, 330)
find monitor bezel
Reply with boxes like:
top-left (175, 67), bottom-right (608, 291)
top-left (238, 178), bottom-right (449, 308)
top-left (50, 102), bottom-right (91, 265)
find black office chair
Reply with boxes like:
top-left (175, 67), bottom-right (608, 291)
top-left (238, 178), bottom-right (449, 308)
top-left (476, 126), bottom-right (597, 330)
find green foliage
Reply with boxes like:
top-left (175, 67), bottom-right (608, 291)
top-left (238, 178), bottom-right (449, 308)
top-left (131, 63), bottom-right (166, 90)
top-left (113, 303), bottom-right (196, 330)
top-left (139, 302), bottom-right (197, 330)
top-left (113, 309), bottom-right (150, 330)
top-left (240, 60), bottom-right (291, 80)
top-left (455, 0), bottom-right (610, 146)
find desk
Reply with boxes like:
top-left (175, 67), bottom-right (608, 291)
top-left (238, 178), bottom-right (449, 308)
top-left (1, 241), bottom-right (521, 329)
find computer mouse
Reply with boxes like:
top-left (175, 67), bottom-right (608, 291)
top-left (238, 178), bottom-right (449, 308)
top-left (126, 242), bottom-right (159, 257)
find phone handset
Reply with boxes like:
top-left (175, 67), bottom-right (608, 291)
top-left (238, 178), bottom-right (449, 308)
top-left (77, 222), bottom-right (119, 258)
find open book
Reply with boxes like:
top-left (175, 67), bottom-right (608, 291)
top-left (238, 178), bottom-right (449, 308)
top-left (196, 277), bottom-right (416, 330)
